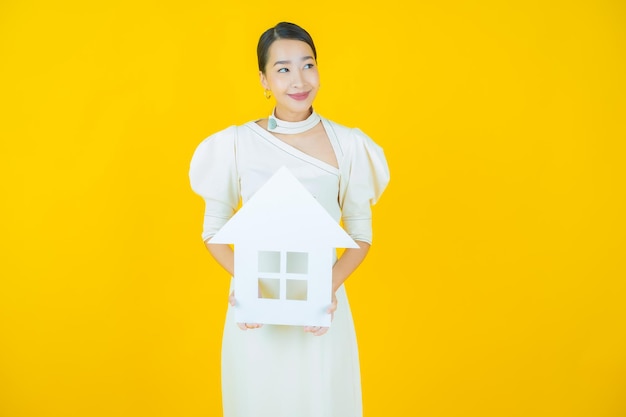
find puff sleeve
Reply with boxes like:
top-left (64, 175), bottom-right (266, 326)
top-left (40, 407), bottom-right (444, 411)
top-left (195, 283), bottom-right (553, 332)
top-left (339, 128), bottom-right (390, 244)
top-left (189, 126), bottom-right (240, 242)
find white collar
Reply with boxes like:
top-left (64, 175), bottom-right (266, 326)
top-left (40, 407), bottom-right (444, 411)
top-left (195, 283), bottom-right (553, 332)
top-left (267, 108), bottom-right (321, 134)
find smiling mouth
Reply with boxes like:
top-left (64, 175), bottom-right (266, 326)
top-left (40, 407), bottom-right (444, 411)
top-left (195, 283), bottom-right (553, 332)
top-left (288, 92), bottom-right (310, 101)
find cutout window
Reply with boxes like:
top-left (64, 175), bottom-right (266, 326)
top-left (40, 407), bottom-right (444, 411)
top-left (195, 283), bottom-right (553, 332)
top-left (258, 251), bottom-right (281, 273)
top-left (258, 278), bottom-right (280, 299)
top-left (256, 251), bottom-right (310, 301)
top-left (286, 279), bottom-right (307, 301)
top-left (286, 252), bottom-right (308, 274)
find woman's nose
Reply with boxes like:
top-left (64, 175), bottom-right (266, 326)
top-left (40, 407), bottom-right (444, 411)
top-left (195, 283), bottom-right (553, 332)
top-left (291, 70), bottom-right (304, 88)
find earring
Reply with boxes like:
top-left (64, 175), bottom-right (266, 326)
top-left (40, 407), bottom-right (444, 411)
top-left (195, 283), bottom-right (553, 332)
top-left (264, 89), bottom-right (272, 99)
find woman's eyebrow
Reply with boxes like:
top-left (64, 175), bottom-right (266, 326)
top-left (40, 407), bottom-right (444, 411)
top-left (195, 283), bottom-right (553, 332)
top-left (272, 56), bottom-right (315, 67)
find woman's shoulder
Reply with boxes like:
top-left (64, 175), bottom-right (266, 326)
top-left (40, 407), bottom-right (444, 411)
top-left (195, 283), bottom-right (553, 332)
top-left (322, 117), bottom-right (381, 151)
top-left (190, 125), bottom-right (240, 166)
top-left (323, 117), bottom-right (356, 136)
top-left (195, 117), bottom-right (267, 149)
top-left (325, 117), bottom-right (390, 205)
top-left (197, 124), bottom-right (238, 145)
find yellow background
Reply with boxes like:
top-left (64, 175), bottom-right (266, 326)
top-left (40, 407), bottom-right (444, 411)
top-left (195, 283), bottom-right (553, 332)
top-left (1, 1), bottom-right (625, 416)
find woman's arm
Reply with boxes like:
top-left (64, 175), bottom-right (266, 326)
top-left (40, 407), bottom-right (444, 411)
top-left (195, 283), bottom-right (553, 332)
top-left (204, 240), bottom-right (262, 330)
top-left (331, 240), bottom-right (370, 293)
top-left (306, 240), bottom-right (370, 336)
top-left (204, 240), bottom-right (234, 276)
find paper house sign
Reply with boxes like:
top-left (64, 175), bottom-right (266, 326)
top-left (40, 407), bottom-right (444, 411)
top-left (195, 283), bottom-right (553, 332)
top-left (210, 166), bottom-right (358, 327)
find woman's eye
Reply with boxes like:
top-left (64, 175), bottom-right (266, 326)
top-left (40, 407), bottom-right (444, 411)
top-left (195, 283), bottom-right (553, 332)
top-left (304, 63), bottom-right (314, 69)
top-left (278, 68), bottom-right (289, 73)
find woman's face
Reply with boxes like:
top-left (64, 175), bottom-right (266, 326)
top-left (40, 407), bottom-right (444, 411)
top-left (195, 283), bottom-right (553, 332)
top-left (260, 39), bottom-right (320, 120)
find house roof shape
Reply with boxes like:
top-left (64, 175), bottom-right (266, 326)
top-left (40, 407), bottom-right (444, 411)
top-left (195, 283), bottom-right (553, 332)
top-left (210, 166), bottom-right (358, 250)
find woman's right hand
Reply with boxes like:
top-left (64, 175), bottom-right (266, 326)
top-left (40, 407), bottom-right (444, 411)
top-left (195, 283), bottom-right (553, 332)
top-left (229, 290), bottom-right (263, 330)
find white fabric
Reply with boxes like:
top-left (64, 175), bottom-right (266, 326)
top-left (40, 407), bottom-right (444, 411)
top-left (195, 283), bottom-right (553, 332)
top-left (268, 108), bottom-right (321, 134)
top-left (189, 116), bottom-right (389, 417)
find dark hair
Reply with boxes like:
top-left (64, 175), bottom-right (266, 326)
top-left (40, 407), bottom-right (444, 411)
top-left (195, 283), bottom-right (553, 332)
top-left (257, 22), bottom-right (317, 73)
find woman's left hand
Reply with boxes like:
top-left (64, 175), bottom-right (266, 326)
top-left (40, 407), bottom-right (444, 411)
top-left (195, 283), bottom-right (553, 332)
top-left (304, 292), bottom-right (337, 336)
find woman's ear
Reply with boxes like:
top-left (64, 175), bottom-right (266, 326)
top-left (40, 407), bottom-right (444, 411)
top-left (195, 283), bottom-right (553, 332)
top-left (259, 71), bottom-right (269, 90)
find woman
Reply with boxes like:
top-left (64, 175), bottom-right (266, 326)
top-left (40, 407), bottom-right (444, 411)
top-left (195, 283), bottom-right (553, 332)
top-left (189, 22), bottom-right (389, 417)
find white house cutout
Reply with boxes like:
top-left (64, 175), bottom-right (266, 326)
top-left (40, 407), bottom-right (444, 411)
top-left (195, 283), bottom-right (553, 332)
top-left (210, 166), bottom-right (358, 327)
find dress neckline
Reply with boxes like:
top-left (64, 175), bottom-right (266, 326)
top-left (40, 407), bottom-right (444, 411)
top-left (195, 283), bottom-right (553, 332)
top-left (245, 117), bottom-right (341, 174)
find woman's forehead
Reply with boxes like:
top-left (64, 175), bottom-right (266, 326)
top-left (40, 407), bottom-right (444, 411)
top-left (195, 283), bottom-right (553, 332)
top-left (268, 39), bottom-right (315, 59)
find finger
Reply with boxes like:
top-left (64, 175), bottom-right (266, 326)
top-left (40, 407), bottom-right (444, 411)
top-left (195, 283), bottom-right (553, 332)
top-left (229, 291), bottom-right (236, 306)
top-left (313, 326), bottom-right (329, 336)
top-left (326, 300), bottom-right (337, 314)
top-left (236, 322), bottom-right (247, 331)
top-left (305, 326), bottom-right (322, 334)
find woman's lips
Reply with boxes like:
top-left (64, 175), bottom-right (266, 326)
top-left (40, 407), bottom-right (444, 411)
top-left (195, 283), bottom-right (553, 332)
top-left (288, 91), bottom-right (310, 101)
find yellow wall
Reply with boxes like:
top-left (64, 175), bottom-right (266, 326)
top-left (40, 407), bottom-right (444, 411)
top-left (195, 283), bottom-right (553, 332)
top-left (1, 1), bottom-right (625, 416)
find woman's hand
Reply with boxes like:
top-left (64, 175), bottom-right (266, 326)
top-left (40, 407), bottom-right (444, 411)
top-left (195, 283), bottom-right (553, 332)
top-left (229, 290), bottom-right (264, 331)
top-left (304, 241), bottom-right (369, 336)
top-left (304, 292), bottom-right (337, 336)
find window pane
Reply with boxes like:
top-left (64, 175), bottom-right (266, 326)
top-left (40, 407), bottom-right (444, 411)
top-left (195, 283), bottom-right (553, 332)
top-left (258, 251), bottom-right (281, 273)
top-left (258, 278), bottom-right (280, 299)
top-left (286, 279), bottom-right (307, 301)
top-left (286, 252), bottom-right (308, 274)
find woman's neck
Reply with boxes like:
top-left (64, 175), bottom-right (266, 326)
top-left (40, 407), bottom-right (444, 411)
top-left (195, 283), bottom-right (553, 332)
top-left (274, 106), bottom-right (313, 122)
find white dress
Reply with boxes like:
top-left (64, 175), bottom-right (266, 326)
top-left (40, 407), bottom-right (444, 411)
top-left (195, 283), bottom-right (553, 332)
top-left (189, 116), bottom-right (389, 417)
